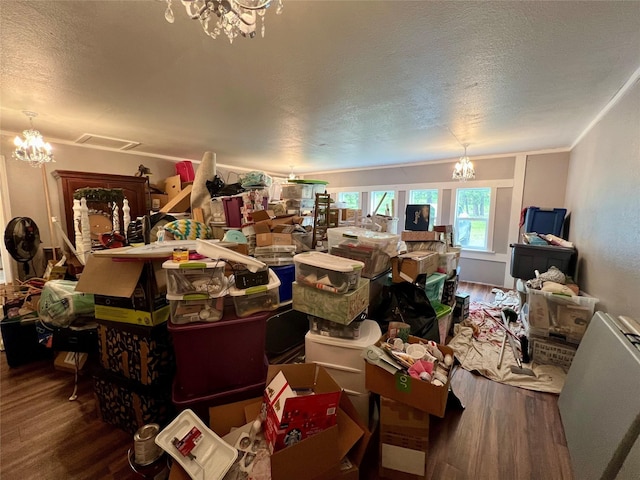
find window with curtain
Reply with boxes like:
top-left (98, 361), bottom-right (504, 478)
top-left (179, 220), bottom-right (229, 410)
top-left (409, 189), bottom-right (438, 229)
top-left (454, 187), bottom-right (492, 249)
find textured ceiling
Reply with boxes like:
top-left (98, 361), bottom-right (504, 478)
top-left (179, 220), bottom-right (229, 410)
top-left (1, 1), bottom-right (639, 176)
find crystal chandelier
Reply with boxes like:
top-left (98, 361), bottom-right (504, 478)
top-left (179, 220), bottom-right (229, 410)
top-left (12, 111), bottom-right (55, 168)
top-left (164, 0), bottom-right (284, 43)
top-left (452, 144), bottom-right (475, 181)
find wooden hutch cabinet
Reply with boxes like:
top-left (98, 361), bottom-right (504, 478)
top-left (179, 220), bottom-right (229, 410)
top-left (52, 170), bottom-right (147, 246)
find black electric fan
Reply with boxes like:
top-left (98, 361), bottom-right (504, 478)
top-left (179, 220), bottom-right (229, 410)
top-left (4, 217), bottom-right (41, 276)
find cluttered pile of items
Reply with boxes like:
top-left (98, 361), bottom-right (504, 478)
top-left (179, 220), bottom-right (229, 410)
top-left (447, 206), bottom-right (599, 393)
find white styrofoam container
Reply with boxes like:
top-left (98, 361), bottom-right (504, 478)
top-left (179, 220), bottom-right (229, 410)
top-left (294, 251), bottom-right (364, 294)
top-left (305, 319), bottom-right (382, 394)
top-left (163, 259), bottom-right (227, 297)
top-left (228, 269), bottom-right (281, 317)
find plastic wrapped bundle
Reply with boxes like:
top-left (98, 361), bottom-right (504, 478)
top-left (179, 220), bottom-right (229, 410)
top-left (38, 280), bottom-right (95, 327)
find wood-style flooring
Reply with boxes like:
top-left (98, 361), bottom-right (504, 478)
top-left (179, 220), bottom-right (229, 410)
top-left (0, 281), bottom-right (574, 480)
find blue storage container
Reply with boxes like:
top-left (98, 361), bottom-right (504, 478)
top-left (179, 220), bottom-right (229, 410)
top-left (271, 264), bottom-right (295, 303)
top-left (524, 207), bottom-right (567, 236)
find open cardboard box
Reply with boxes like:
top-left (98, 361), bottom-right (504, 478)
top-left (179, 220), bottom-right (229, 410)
top-left (365, 335), bottom-right (457, 418)
top-left (169, 364), bottom-right (371, 480)
top-left (391, 252), bottom-right (439, 283)
top-left (75, 255), bottom-right (169, 327)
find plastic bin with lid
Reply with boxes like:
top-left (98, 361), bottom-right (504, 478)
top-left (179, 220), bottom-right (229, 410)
top-left (524, 207), bottom-right (567, 236)
top-left (327, 227), bottom-right (400, 258)
top-left (433, 301), bottom-right (453, 344)
top-left (253, 245), bottom-right (296, 266)
top-left (423, 272), bottom-right (447, 304)
top-left (168, 305), bottom-right (270, 398)
top-left (163, 259), bottom-right (227, 297)
top-left (525, 287), bottom-right (598, 344)
top-left (510, 243), bottom-right (576, 280)
top-left (305, 319), bottom-right (382, 395)
top-left (308, 311), bottom-right (367, 339)
top-left (281, 183), bottom-right (314, 199)
top-left (330, 241), bottom-right (392, 279)
top-left (167, 293), bottom-right (225, 324)
top-left (294, 251), bottom-right (364, 294)
top-left (271, 264), bottom-right (295, 303)
top-left (228, 269), bottom-right (281, 317)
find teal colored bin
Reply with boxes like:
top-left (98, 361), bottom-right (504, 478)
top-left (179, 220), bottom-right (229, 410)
top-left (424, 272), bottom-right (447, 304)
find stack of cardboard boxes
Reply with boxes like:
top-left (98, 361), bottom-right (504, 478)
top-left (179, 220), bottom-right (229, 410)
top-left (75, 254), bottom-right (175, 434)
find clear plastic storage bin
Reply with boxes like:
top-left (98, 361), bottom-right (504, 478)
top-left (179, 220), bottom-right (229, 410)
top-left (281, 184), bottom-right (314, 199)
top-left (228, 269), bottom-right (281, 317)
top-left (163, 259), bottom-right (227, 297)
top-left (254, 245), bottom-right (297, 266)
top-left (308, 311), bottom-right (367, 339)
top-left (167, 293), bottom-right (225, 324)
top-left (294, 251), bottom-right (364, 294)
top-left (327, 227), bottom-right (400, 259)
top-left (526, 287), bottom-right (598, 344)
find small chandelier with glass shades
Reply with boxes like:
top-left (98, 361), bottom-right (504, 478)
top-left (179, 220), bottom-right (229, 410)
top-left (12, 111), bottom-right (55, 167)
top-left (164, 0), bottom-right (283, 43)
top-left (452, 144), bottom-right (475, 181)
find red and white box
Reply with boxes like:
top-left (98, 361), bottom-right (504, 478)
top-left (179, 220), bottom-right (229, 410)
top-left (263, 369), bottom-right (342, 453)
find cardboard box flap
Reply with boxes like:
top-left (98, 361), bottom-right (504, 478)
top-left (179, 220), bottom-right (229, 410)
top-left (314, 364), bottom-right (343, 393)
top-left (209, 398), bottom-right (261, 437)
top-left (270, 425), bottom-right (341, 480)
top-left (267, 363), bottom-right (317, 390)
top-left (75, 256), bottom-right (144, 298)
top-left (338, 393), bottom-right (371, 467)
top-left (336, 409), bottom-right (364, 460)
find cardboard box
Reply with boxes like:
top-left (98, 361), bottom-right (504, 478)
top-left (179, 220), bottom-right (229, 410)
top-left (400, 231), bottom-right (440, 242)
top-left (164, 175), bottom-right (182, 201)
top-left (168, 363), bottom-right (371, 480)
top-left (150, 193), bottom-right (169, 210)
top-left (391, 252), bottom-right (439, 283)
top-left (263, 367), bottom-right (342, 452)
top-left (256, 233), bottom-right (293, 247)
top-left (365, 335), bottom-right (455, 418)
top-left (379, 396), bottom-right (430, 480)
top-left (76, 256), bottom-right (169, 327)
top-left (54, 351), bottom-right (88, 373)
top-left (292, 279), bottom-right (370, 325)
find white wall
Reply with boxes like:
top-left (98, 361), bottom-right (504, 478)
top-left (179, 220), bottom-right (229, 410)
top-left (565, 79), bottom-right (640, 318)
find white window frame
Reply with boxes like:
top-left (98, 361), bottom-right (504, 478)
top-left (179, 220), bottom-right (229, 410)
top-left (408, 188), bottom-right (439, 229)
top-left (370, 190), bottom-right (396, 216)
top-left (337, 191), bottom-right (361, 209)
top-left (451, 186), bottom-right (497, 252)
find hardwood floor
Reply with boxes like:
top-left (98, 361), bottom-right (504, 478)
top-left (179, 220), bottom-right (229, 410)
top-left (0, 281), bottom-right (574, 480)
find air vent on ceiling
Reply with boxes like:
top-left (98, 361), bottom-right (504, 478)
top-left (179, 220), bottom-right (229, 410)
top-left (75, 133), bottom-right (141, 151)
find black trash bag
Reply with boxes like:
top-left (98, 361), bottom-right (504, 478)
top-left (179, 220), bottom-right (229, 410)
top-left (375, 282), bottom-right (439, 342)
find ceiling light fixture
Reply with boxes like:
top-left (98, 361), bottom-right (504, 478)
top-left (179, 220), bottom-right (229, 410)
top-left (452, 144), bottom-right (475, 181)
top-left (288, 165), bottom-right (295, 180)
top-left (164, 0), bottom-right (283, 43)
top-left (12, 111), bottom-right (54, 167)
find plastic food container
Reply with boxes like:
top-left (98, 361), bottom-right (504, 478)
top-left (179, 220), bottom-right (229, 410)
top-left (294, 251), bottom-right (365, 294)
top-left (167, 294), bottom-right (225, 324)
top-left (228, 269), bottom-right (281, 317)
top-left (163, 259), bottom-right (227, 297)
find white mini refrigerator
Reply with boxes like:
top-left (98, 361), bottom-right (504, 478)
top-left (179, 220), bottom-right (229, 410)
top-left (558, 312), bottom-right (640, 480)
top-left (305, 319), bottom-right (382, 425)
